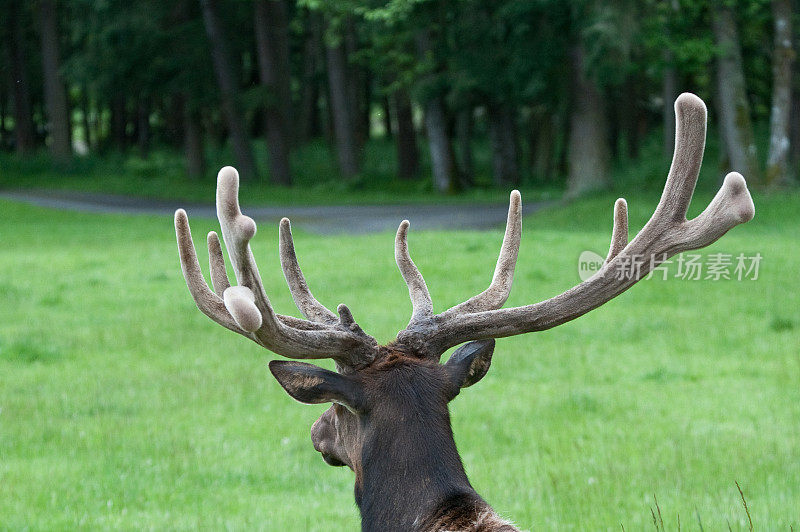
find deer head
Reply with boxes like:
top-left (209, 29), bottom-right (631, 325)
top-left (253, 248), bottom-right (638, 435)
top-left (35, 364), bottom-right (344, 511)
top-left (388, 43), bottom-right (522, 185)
top-left (174, 94), bottom-right (754, 531)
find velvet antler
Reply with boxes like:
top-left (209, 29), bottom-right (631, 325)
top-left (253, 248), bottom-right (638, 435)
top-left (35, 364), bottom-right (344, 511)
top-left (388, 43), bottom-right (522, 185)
top-left (175, 167), bottom-right (378, 368)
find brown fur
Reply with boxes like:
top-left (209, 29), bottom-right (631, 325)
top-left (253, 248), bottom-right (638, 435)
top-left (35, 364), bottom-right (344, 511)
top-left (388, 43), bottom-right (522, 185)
top-left (297, 343), bottom-right (505, 532)
top-left (418, 493), bottom-right (519, 531)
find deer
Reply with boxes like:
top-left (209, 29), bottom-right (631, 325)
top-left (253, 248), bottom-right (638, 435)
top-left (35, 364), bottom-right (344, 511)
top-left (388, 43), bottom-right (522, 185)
top-left (173, 94), bottom-right (754, 532)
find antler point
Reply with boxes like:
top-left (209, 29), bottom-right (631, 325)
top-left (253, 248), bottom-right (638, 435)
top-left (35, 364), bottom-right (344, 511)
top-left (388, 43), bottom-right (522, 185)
top-left (675, 92), bottom-right (706, 116)
top-left (723, 172), bottom-right (755, 222)
top-left (218, 165), bottom-right (239, 181)
top-left (223, 286), bottom-right (262, 332)
top-left (397, 220), bottom-right (410, 238)
top-left (723, 171), bottom-right (747, 192)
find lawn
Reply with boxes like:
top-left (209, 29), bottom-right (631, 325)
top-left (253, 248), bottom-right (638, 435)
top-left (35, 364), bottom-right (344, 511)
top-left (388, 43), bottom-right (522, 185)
top-left (0, 188), bottom-right (798, 530)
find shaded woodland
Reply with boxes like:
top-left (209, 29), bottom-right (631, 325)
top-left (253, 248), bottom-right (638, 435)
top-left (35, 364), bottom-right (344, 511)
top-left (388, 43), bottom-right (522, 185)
top-left (0, 0), bottom-right (797, 195)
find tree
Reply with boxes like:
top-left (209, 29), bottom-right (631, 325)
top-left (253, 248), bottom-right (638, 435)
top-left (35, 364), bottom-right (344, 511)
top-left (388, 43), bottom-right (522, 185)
top-left (297, 11), bottom-right (325, 142)
top-left (415, 28), bottom-right (457, 193)
top-left (712, 2), bottom-right (761, 183)
top-left (566, 42), bottom-right (610, 198)
top-left (454, 108), bottom-right (474, 185)
top-left (487, 103), bottom-right (520, 186)
top-left (393, 88), bottom-right (419, 180)
top-left (325, 18), bottom-right (361, 178)
top-left (254, 0), bottom-right (293, 185)
top-left (5, 1), bottom-right (36, 154)
top-left (38, 0), bottom-right (71, 160)
top-left (199, 0), bottom-right (258, 181)
top-left (660, 0), bottom-right (681, 158)
top-left (792, 61), bottom-right (800, 171)
top-left (766, 0), bottom-right (794, 186)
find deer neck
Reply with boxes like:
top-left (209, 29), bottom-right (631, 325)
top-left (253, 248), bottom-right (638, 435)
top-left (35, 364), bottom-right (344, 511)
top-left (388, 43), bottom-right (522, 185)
top-left (354, 410), bottom-right (487, 532)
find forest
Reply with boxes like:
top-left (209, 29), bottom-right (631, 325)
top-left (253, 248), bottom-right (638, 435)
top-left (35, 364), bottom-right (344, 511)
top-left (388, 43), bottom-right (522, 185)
top-left (0, 0), bottom-right (797, 197)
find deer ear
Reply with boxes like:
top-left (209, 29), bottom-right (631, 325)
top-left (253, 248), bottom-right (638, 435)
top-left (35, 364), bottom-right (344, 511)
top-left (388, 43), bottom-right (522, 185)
top-left (269, 360), bottom-right (365, 412)
top-left (444, 339), bottom-right (495, 391)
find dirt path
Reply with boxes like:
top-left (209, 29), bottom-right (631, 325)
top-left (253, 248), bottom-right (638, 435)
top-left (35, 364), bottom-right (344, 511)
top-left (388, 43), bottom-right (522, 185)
top-left (0, 190), bottom-right (550, 234)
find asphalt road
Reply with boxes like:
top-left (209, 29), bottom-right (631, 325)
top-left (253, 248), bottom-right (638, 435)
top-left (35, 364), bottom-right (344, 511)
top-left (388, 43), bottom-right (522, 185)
top-left (1, 190), bottom-right (549, 234)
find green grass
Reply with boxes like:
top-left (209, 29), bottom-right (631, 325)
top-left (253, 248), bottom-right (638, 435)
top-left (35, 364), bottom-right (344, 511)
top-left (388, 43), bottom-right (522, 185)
top-left (1, 189), bottom-right (798, 530)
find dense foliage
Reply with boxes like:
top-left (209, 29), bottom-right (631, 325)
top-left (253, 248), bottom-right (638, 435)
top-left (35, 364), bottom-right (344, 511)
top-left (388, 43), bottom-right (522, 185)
top-left (0, 0), bottom-right (797, 194)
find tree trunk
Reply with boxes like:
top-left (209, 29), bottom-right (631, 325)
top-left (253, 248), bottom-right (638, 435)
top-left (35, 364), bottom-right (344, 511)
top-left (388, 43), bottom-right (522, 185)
top-left (381, 94), bottom-right (393, 139)
top-left (110, 96), bottom-right (127, 149)
top-left (254, 0), bottom-right (292, 185)
top-left (137, 98), bottom-right (150, 157)
top-left (200, 0), bottom-right (258, 181)
top-left (712, 4), bottom-right (761, 183)
top-left (184, 99), bottom-right (206, 180)
top-left (415, 30), bottom-right (456, 193)
top-left (38, 0), bottom-right (71, 160)
top-left (360, 74), bottom-right (372, 146)
top-left (624, 81), bottom-right (648, 160)
top-left (300, 78), bottom-right (321, 141)
top-left (488, 103), bottom-right (520, 186)
top-left (344, 19), bottom-right (367, 150)
top-left (325, 31), bottom-right (361, 178)
top-left (608, 91), bottom-right (621, 160)
top-left (530, 110), bottom-right (555, 182)
top-left (81, 88), bottom-right (92, 150)
top-left (7, 2), bottom-right (36, 154)
top-left (455, 108), bottom-right (474, 186)
top-left (566, 44), bottom-right (610, 198)
top-left (766, 0), bottom-right (795, 186)
top-left (164, 95), bottom-right (183, 148)
top-left (423, 97), bottom-right (458, 193)
top-left (0, 89), bottom-right (6, 149)
top-left (298, 13), bottom-right (323, 141)
top-left (662, 57), bottom-right (678, 158)
top-left (394, 88), bottom-right (419, 180)
top-left (791, 67), bottom-right (800, 171)
top-left (662, 0), bottom-right (680, 159)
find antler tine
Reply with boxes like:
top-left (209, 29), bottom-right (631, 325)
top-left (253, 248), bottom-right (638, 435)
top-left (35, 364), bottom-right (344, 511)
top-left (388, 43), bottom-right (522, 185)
top-left (629, 93), bottom-right (754, 255)
top-left (209, 229), bottom-right (330, 332)
top-left (605, 198), bottom-right (628, 263)
top-left (444, 190), bottom-right (522, 315)
top-left (410, 93), bottom-right (754, 358)
top-left (656, 93), bottom-right (707, 223)
top-left (395, 220), bottom-right (434, 323)
top-left (676, 171), bottom-right (753, 251)
top-left (210, 166), bottom-right (378, 364)
top-left (174, 209), bottom-right (244, 334)
top-left (279, 218), bottom-right (338, 324)
top-left (207, 231), bottom-right (232, 295)
top-left (214, 167), bottom-right (279, 334)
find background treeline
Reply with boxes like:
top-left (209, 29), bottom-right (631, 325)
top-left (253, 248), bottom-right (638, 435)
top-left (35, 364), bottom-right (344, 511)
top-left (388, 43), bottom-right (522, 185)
top-left (0, 0), bottom-right (797, 196)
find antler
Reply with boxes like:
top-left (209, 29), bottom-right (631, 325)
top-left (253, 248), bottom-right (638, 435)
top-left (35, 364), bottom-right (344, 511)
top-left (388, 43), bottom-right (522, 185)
top-left (176, 94), bottom-right (753, 368)
top-left (175, 167), bottom-right (378, 368)
top-left (394, 93), bottom-right (755, 358)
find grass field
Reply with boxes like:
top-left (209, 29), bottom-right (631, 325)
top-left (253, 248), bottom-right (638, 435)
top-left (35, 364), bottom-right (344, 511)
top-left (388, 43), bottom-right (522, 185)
top-left (1, 188), bottom-right (798, 530)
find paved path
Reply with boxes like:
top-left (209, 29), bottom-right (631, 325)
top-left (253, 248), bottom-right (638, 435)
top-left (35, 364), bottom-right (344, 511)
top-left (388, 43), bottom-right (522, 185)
top-left (1, 190), bottom-right (550, 234)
